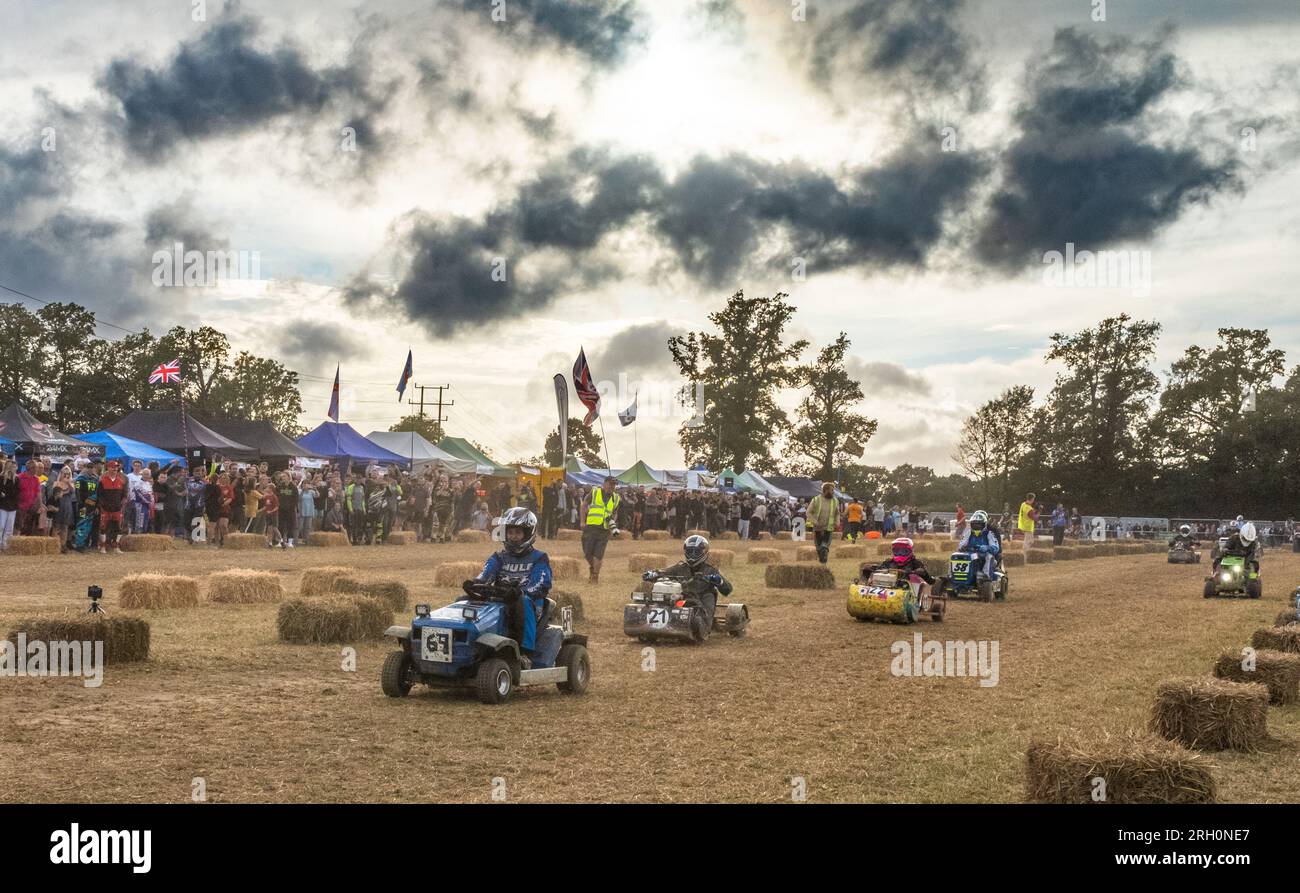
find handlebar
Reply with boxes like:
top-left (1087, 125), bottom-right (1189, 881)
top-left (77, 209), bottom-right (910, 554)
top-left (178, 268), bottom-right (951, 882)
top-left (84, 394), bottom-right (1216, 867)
top-left (460, 579), bottom-right (522, 602)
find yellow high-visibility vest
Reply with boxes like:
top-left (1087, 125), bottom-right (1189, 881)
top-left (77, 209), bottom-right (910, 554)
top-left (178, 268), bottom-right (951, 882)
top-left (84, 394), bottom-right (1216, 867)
top-left (585, 488), bottom-right (620, 528)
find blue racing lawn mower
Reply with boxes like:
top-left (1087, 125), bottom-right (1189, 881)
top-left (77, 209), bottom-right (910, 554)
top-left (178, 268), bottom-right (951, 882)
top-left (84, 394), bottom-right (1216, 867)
top-left (381, 580), bottom-right (590, 704)
top-left (937, 549), bottom-right (1008, 603)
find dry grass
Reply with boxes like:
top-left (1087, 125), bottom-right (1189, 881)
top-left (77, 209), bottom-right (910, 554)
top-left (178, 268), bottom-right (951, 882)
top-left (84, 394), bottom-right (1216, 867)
top-left (3, 540), bottom-right (1299, 803)
top-left (1024, 732), bottom-right (1216, 804)
top-left (206, 569), bottom-right (283, 604)
top-left (306, 532), bottom-right (350, 548)
top-left (433, 561), bottom-right (482, 587)
top-left (118, 573), bottom-right (200, 610)
top-left (764, 563), bottom-right (835, 590)
top-left (455, 529), bottom-right (489, 544)
top-left (331, 576), bottom-right (409, 612)
top-left (276, 595), bottom-right (392, 644)
top-left (627, 553), bottom-right (670, 572)
top-left (1213, 649), bottom-right (1300, 705)
top-left (550, 556), bottom-right (581, 580)
top-left (746, 548), bottom-right (782, 565)
top-left (3, 536), bottom-right (60, 556)
top-left (299, 566), bottom-right (358, 598)
top-left (1150, 677), bottom-right (1270, 752)
top-left (118, 534), bottom-right (175, 552)
top-left (7, 614), bottom-right (151, 663)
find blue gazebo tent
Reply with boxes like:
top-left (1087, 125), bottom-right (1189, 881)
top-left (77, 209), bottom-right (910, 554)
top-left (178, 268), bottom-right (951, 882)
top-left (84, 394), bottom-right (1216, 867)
top-left (76, 431), bottom-right (185, 467)
top-left (296, 422), bottom-right (409, 467)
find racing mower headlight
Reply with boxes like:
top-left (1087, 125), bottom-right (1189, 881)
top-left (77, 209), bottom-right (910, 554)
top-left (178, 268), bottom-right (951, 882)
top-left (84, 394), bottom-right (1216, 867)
top-left (415, 603), bottom-right (431, 617)
top-left (631, 592), bottom-right (646, 603)
top-left (461, 606), bottom-right (478, 621)
top-left (1221, 573), bottom-right (1231, 583)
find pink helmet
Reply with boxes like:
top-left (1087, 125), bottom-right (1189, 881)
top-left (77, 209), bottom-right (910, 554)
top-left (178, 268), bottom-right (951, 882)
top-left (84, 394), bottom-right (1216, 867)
top-left (891, 537), bottom-right (914, 564)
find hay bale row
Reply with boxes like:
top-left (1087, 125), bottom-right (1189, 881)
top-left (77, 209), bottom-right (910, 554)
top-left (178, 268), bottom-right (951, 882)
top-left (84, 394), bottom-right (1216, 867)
top-left (1150, 677), bottom-right (1269, 752)
top-left (628, 552), bottom-right (669, 572)
top-left (1053, 546), bottom-right (1081, 560)
top-left (3, 535), bottom-right (61, 555)
top-left (685, 529), bottom-right (709, 539)
top-left (306, 531), bottom-right (350, 548)
top-left (118, 534), bottom-right (176, 552)
top-left (747, 548), bottom-right (782, 564)
top-left (223, 532), bottom-right (266, 550)
top-left (1251, 626), bottom-right (1300, 654)
top-left (118, 573), bottom-right (200, 610)
top-left (796, 546), bottom-right (819, 562)
top-left (7, 615), bottom-right (151, 663)
top-left (773, 531), bottom-right (793, 540)
top-left (709, 549), bottom-right (735, 567)
top-left (550, 590), bottom-right (584, 623)
top-left (1027, 548), bottom-right (1055, 565)
top-left (755, 531), bottom-right (772, 540)
top-left (1213, 649), bottom-right (1300, 705)
top-left (276, 595), bottom-right (392, 644)
top-left (765, 563), bottom-right (835, 590)
top-left (1275, 608), bottom-right (1298, 627)
top-left (555, 529), bottom-right (581, 541)
top-left (385, 531), bottom-right (416, 545)
top-left (433, 561), bottom-right (482, 588)
top-left (1092, 543), bottom-right (1118, 557)
top-left (835, 545), bottom-right (867, 560)
top-left (548, 556), bottom-right (581, 580)
top-left (1000, 552), bottom-right (1026, 568)
top-left (641, 529), bottom-right (669, 541)
top-left (455, 529), bottom-right (489, 543)
top-left (300, 566), bottom-right (358, 598)
top-left (206, 569), bottom-right (284, 604)
top-left (716, 531), bottom-right (739, 541)
top-left (1024, 733), bottom-right (1215, 804)
top-left (332, 576), bottom-right (409, 612)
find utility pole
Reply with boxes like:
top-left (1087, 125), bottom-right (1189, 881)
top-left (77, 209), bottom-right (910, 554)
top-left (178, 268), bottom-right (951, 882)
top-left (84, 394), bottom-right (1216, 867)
top-left (408, 383), bottom-right (453, 437)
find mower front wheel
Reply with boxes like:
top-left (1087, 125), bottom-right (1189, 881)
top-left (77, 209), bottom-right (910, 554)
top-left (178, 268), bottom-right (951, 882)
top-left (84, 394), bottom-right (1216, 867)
top-left (977, 580), bottom-right (993, 603)
top-left (1247, 580), bottom-right (1262, 599)
top-left (381, 651), bottom-right (413, 698)
top-left (1203, 580), bottom-right (1217, 599)
top-left (476, 657), bottom-right (513, 704)
top-left (557, 643), bottom-right (591, 694)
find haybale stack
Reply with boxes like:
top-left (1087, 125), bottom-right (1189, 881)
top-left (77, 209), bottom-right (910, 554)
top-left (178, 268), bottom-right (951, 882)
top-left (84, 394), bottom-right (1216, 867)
top-left (1027, 548), bottom-right (1054, 564)
top-left (2, 535), bottom-right (60, 556)
top-left (628, 552), bottom-right (669, 572)
top-left (455, 529), bottom-right (489, 544)
top-left (765, 563), bottom-right (835, 590)
top-left (306, 531), bottom-right (350, 548)
top-left (641, 530), bottom-right (669, 541)
top-left (332, 576), bottom-right (409, 612)
top-left (555, 529), bottom-right (581, 541)
top-left (1053, 546), bottom-right (1080, 560)
top-left (433, 561), bottom-right (483, 587)
top-left (686, 529), bottom-right (709, 539)
top-left (1070, 544), bottom-right (1097, 558)
top-left (207, 569), bottom-right (284, 604)
top-left (1023, 732), bottom-right (1215, 804)
top-left (774, 531), bottom-right (793, 540)
top-left (223, 532), bottom-right (265, 550)
top-left (276, 595), bottom-right (391, 644)
top-left (747, 548), bottom-right (782, 564)
top-left (755, 531), bottom-right (772, 540)
top-left (118, 534), bottom-right (176, 552)
top-left (385, 531), bottom-right (415, 545)
top-left (716, 531), bottom-right (739, 540)
top-left (1092, 543), bottom-right (1118, 557)
top-left (7, 614), bottom-right (151, 664)
top-left (1274, 608), bottom-right (1298, 627)
top-left (549, 556), bottom-right (582, 580)
top-left (1150, 677), bottom-right (1270, 752)
top-left (299, 566), bottom-right (358, 597)
top-left (550, 590), bottom-right (584, 623)
top-left (1213, 649), bottom-right (1300, 705)
top-left (835, 545), bottom-right (866, 560)
top-left (796, 546), bottom-right (819, 561)
top-left (708, 549), bottom-right (734, 567)
top-left (1001, 552), bottom-right (1026, 567)
top-left (118, 573), bottom-right (200, 610)
top-left (1251, 626), bottom-right (1300, 654)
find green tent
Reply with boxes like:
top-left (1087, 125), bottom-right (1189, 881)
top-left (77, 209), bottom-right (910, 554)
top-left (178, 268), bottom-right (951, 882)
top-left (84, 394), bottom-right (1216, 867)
top-left (436, 436), bottom-right (515, 477)
top-left (617, 459), bottom-right (663, 486)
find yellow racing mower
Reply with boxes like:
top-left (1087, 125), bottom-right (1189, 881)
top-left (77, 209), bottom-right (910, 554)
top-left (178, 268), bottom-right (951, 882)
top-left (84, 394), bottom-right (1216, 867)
top-left (847, 567), bottom-right (946, 624)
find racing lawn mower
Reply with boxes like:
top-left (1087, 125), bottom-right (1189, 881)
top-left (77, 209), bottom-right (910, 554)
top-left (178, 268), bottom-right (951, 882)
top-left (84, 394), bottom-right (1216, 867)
top-left (623, 574), bottom-right (750, 644)
top-left (1203, 554), bottom-right (1262, 599)
top-left (381, 580), bottom-right (590, 704)
top-left (937, 550), bottom-right (1008, 602)
top-left (847, 567), bottom-right (946, 623)
top-left (1168, 542), bottom-right (1202, 564)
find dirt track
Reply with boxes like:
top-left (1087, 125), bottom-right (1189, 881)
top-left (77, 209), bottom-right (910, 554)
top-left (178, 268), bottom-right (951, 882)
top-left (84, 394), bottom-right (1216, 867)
top-left (1, 535), bottom-right (1296, 802)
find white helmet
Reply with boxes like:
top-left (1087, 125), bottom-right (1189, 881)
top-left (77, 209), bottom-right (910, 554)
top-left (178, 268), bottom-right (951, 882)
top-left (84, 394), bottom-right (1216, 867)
top-left (1179, 524), bottom-right (1190, 536)
top-left (1240, 522), bottom-right (1257, 544)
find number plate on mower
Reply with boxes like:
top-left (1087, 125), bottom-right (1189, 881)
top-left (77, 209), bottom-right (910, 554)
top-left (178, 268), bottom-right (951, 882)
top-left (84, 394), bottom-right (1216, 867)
top-left (421, 627), bottom-right (454, 662)
top-left (952, 561), bottom-right (969, 575)
top-left (646, 607), bottom-right (671, 629)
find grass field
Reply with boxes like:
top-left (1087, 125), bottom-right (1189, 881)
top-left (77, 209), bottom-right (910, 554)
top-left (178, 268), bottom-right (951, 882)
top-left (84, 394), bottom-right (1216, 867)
top-left (1, 535), bottom-right (1296, 803)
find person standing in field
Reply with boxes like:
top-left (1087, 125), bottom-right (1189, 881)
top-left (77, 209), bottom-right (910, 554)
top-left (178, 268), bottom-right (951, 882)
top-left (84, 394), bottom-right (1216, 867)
top-left (807, 481), bottom-right (839, 564)
top-left (1019, 493), bottom-right (1038, 555)
top-left (1051, 502), bottom-right (1067, 546)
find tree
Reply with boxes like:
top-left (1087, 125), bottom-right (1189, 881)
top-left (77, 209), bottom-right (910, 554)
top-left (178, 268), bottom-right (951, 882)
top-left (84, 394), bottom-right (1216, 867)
top-left (953, 385), bottom-right (1037, 507)
top-left (542, 417), bottom-right (605, 467)
top-left (36, 302), bottom-right (97, 429)
top-left (1042, 314), bottom-right (1161, 504)
top-left (789, 332), bottom-right (878, 479)
top-left (390, 414), bottom-right (444, 443)
top-left (159, 325), bottom-right (230, 413)
top-left (209, 352), bottom-right (305, 435)
top-left (669, 291), bottom-right (808, 473)
top-left (0, 303), bottom-right (43, 407)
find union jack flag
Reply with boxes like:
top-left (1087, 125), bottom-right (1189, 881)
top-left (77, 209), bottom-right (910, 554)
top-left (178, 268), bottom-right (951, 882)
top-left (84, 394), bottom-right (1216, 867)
top-left (572, 347), bottom-right (600, 427)
top-left (149, 358), bottom-right (182, 385)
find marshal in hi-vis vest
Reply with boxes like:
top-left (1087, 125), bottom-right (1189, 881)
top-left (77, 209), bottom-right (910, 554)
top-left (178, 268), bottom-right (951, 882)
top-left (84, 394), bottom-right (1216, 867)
top-left (585, 488), bottom-right (620, 528)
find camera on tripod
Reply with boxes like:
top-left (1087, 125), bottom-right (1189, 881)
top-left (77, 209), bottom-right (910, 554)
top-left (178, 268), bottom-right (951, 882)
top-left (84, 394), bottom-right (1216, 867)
top-left (87, 585), bottom-right (105, 615)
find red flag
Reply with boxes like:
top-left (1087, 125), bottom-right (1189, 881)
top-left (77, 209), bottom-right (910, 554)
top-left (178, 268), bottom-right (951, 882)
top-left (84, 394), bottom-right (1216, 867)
top-left (572, 348), bottom-right (600, 427)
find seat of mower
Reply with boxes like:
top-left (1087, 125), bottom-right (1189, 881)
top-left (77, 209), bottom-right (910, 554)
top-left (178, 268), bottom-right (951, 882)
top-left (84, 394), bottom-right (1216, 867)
top-left (538, 597), bottom-right (557, 629)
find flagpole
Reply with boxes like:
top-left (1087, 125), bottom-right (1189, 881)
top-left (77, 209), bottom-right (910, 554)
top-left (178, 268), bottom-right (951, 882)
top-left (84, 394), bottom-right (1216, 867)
top-left (598, 415), bottom-right (612, 472)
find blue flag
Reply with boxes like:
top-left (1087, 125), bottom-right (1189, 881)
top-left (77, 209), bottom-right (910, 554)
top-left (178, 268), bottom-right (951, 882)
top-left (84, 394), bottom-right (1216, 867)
top-left (396, 349), bottom-right (413, 401)
top-left (328, 365), bottom-right (340, 421)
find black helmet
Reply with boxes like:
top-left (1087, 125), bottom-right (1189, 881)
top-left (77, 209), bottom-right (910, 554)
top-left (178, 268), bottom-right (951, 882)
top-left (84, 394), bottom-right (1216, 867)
top-left (683, 534), bottom-right (710, 568)
top-left (502, 507), bottom-right (537, 556)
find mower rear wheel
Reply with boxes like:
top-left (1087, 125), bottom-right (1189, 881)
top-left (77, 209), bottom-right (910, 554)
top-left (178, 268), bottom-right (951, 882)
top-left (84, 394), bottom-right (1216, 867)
top-left (977, 580), bottom-right (993, 603)
top-left (476, 657), bottom-right (513, 704)
top-left (381, 651), bottom-right (413, 698)
top-left (556, 643), bottom-right (590, 694)
top-left (1247, 580), bottom-right (1262, 599)
top-left (689, 611), bottom-right (710, 644)
top-left (997, 576), bottom-right (1009, 600)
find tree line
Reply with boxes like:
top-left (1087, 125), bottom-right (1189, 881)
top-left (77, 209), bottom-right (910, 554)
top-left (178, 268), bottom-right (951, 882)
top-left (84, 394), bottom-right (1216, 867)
top-left (0, 301), bottom-right (305, 435)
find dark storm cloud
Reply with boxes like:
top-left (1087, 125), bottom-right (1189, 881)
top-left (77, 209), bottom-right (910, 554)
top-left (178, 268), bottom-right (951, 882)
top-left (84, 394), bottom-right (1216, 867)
top-left (458, 0), bottom-right (647, 66)
top-left (591, 321), bottom-right (687, 376)
top-left (973, 27), bottom-right (1243, 268)
top-left (353, 135), bottom-right (986, 332)
top-left (809, 0), bottom-right (986, 109)
top-left (279, 320), bottom-right (370, 374)
top-left (100, 15), bottom-right (390, 161)
top-left (848, 358), bottom-right (931, 396)
top-left (144, 197), bottom-right (229, 251)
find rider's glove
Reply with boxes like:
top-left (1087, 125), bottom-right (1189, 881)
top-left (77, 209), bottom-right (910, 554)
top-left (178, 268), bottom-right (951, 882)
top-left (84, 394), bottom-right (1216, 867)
top-left (642, 570), bottom-right (659, 582)
top-left (705, 573), bottom-right (723, 586)
top-left (462, 579), bottom-right (480, 595)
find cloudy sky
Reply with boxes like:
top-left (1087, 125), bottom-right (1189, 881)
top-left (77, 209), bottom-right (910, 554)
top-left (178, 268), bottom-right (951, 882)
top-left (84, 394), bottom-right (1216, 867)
top-left (2, 0), bottom-right (1298, 471)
